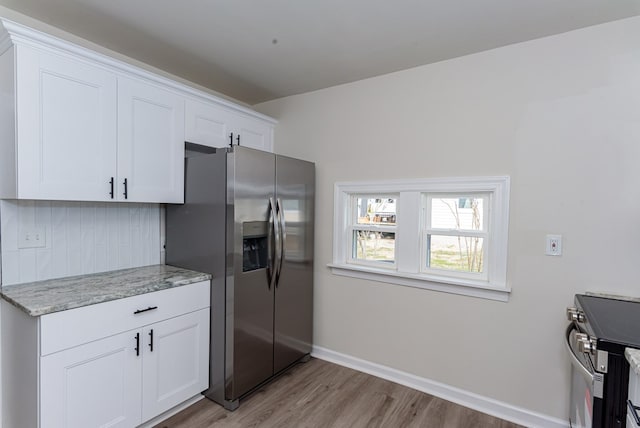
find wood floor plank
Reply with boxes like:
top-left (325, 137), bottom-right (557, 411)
top-left (155, 358), bottom-right (524, 428)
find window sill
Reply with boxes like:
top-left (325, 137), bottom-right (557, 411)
top-left (327, 263), bottom-right (511, 302)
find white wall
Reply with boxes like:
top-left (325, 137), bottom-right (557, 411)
top-left (0, 201), bottom-right (162, 285)
top-left (255, 16), bottom-right (640, 422)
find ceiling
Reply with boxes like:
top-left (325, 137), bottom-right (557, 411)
top-left (1, 0), bottom-right (639, 105)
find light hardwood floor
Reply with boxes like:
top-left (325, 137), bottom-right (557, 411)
top-left (155, 358), bottom-right (523, 428)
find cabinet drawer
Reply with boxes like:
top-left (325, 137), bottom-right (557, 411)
top-left (40, 280), bottom-right (210, 356)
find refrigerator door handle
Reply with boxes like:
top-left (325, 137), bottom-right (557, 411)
top-left (268, 197), bottom-right (279, 290)
top-left (275, 198), bottom-right (286, 286)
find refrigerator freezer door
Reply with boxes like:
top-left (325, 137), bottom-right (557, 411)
top-left (227, 147), bottom-right (276, 399)
top-left (273, 155), bottom-right (315, 374)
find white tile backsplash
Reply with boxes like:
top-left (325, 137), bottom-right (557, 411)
top-left (0, 200), bottom-right (162, 286)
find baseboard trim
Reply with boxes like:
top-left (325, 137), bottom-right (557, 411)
top-left (311, 346), bottom-right (568, 428)
top-left (138, 394), bottom-right (205, 428)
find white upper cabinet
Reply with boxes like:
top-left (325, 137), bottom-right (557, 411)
top-left (185, 98), bottom-right (234, 149)
top-left (14, 46), bottom-right (118, 201)
top-left (185, 98), bottom-right (274, 152)
top-left (0, 43), bottom-right (185, 203)
top-left (118, 77), bottom-right (185, 203)
top-left (233, 113), bottom-right (273, 152)
top-left (0, 19), bottom-right (276, 202)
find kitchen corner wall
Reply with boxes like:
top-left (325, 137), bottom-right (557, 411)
top-left (254, 16), bottom-right (640, 423)
top-left (0, 200), bottom-right (162, 286)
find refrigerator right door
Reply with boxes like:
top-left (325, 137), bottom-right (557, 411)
top-left (274, 155), bottom-right (315, 374)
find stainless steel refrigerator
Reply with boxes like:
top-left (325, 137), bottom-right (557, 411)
top-left (165, 145), bottom-right (314, 410)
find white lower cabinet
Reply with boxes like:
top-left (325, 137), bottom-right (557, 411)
top-left (1, 280), bottom-right (210, 428)
top-left (141, 309), bottom-right (210, 421)
top-left (40, 330), bottom-right (142, 428)
top-left (40, 308), bottom-right (209, 428)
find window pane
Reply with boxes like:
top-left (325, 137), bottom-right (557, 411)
top-left (353, 231), bottom-right (395, 263)
top-left (427, 235), bottom-right (484, 273)
top-left (356, 197), bottom-right (397, 225)
top-left (430, 197), bottom-right (484, 230)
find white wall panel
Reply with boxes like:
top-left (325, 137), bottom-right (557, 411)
top-left (0, 200), bottom-right (162, 286)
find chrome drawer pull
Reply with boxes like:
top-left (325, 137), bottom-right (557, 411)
top-left (133, 306), bottom-right (158, 315)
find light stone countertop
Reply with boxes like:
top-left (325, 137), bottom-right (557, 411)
top-left (627, 348), bottom-right (640, 376)
top-left (0, 264), bottom-right (211, 317)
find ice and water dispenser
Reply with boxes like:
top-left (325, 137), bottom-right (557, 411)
top-left (242, 221), bottom-right (269, 272)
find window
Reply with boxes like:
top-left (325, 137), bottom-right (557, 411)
top-left (330, 177), bottom-right (510, 301)
top-left (423, 194), bottom-right (488, 280)
top-left (349, 196), bottom-right (398, 267)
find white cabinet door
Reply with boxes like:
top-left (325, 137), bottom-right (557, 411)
top-left (141, 308), bottom-right (210, 420)
top-left (185, 98), bottom-right (273, 152)
top-left (117, 77), bottom-right (185, 203)
top-left (40, 329), bottom-right (142, 428)
top-left (185, 98), bottom-right (234, 148)
top-left (141, 308), bottom-right (210, 421)
top-left (233, 114), bottom-right (273, 152)
top-left (16, 45), bottom-right (117, 201)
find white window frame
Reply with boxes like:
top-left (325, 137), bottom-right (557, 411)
top-left (329, 176), bottom-right (511, 302)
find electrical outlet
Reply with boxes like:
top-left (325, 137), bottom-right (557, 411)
top-left (545, 234), bottom-right (562, 256)
top-left (18, 227), bottom-right (46, 249)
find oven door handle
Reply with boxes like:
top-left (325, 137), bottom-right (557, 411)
top-left (628, 400), bottom-right (640, 426)
top-left (565, 324), bottom-right (594, 384)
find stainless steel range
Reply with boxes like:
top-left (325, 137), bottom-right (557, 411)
top-left (566, 295), bottom-right (640, 427)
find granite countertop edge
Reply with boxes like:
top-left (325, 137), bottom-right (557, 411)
top-left (0, 265), bottom-right (211, 317)
top-left (627, 348), bottom-right (640, 376)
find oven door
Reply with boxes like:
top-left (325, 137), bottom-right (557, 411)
top-left (566, 324), bottom-right (605, 427)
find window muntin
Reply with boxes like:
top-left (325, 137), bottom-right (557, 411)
top-left (348, 195), bottom-right (397, 267)
top-left (423, 194), bottom-right (489, 279)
